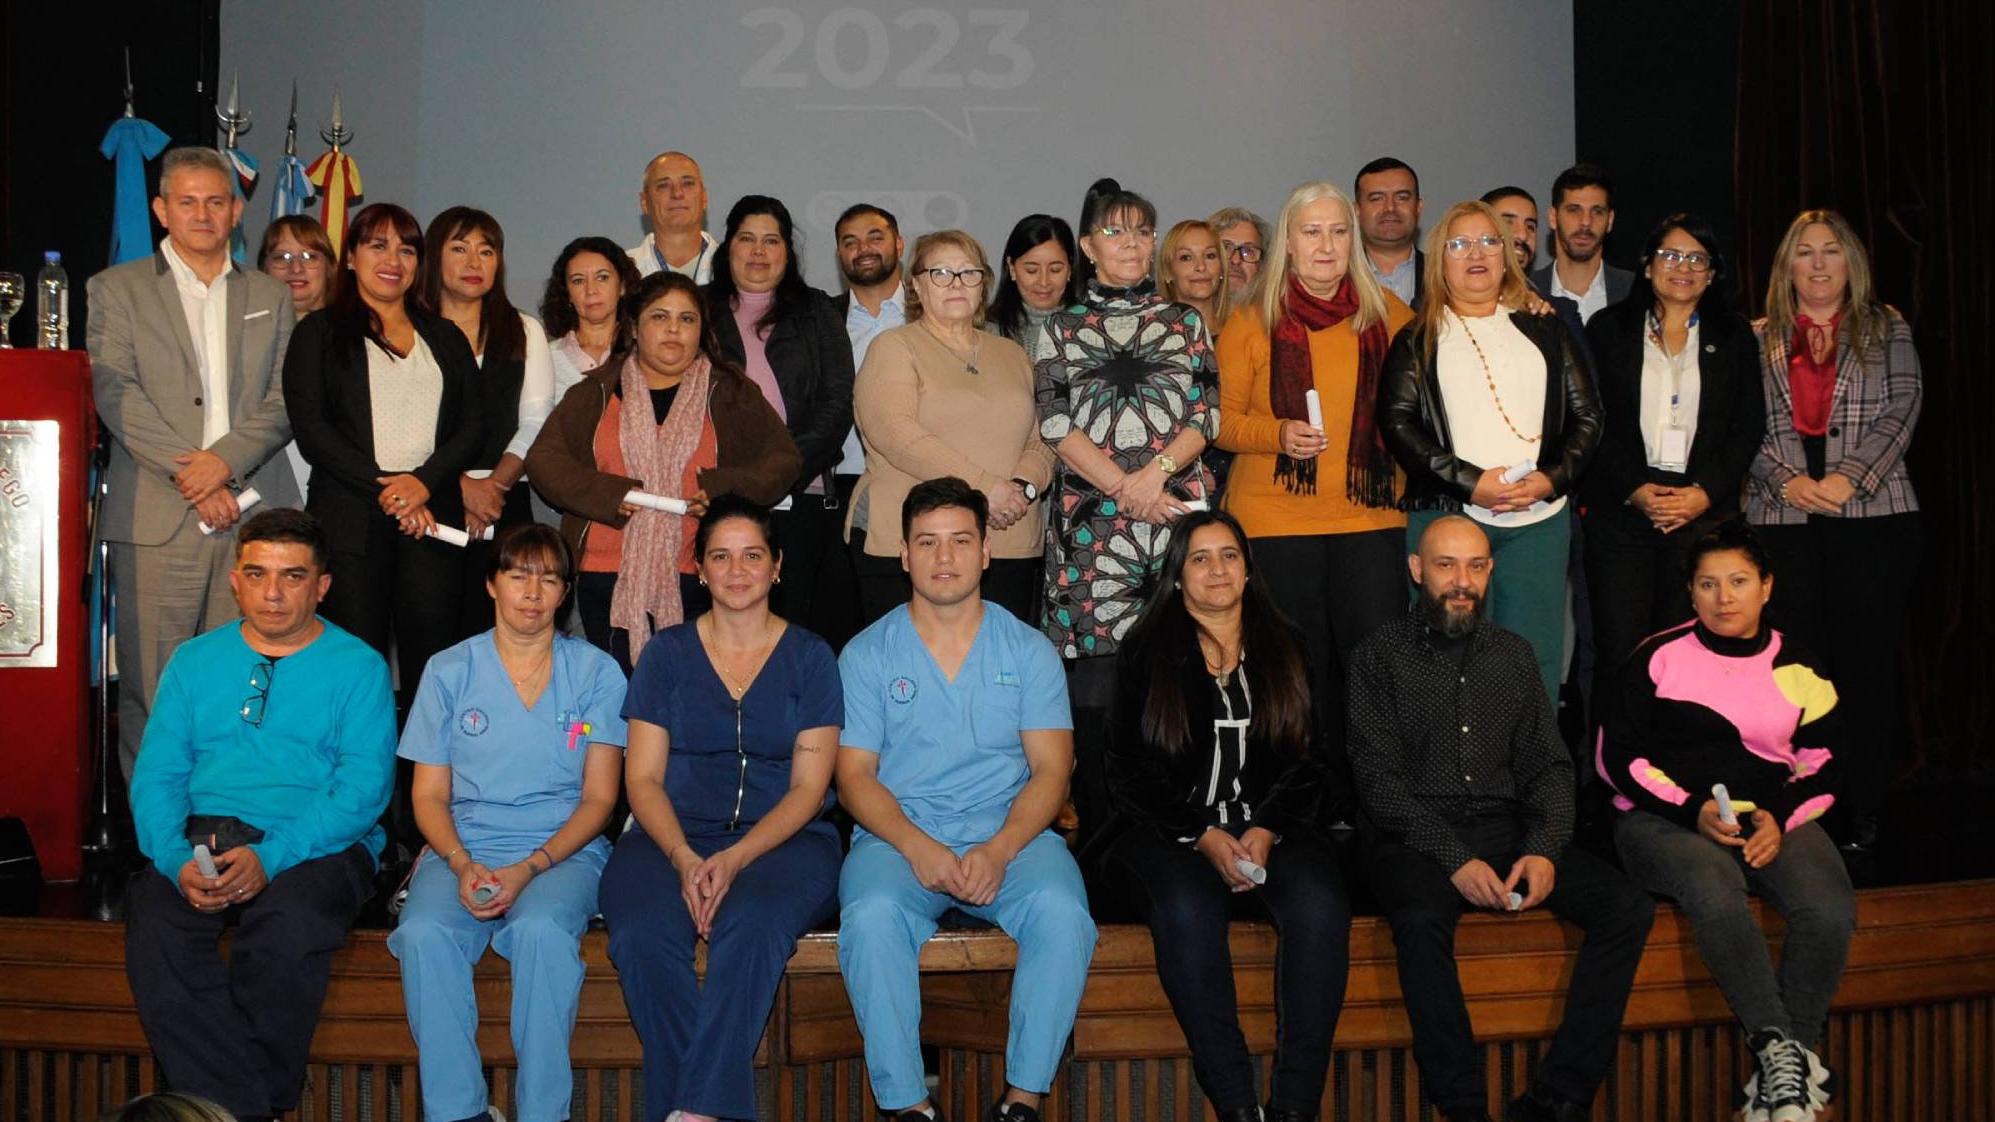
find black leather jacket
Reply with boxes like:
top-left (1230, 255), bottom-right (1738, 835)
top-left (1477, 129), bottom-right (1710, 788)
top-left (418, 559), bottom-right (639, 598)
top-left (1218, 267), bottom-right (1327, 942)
top-left (1376, 310), bottom-right (1602, 511)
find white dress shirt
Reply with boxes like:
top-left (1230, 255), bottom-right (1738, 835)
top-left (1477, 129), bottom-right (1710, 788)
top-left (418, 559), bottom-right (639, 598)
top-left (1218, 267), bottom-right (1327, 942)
top-left (1639, 318), bottom-right (1701, 471)
top-left (159, 238), bottom-right (233, 447)
top-left (1548, 261), bottom-right (1611, 324)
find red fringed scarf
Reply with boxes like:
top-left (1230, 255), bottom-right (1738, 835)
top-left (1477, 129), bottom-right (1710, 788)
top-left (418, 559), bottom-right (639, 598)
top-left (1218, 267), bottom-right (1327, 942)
top-left (1270, 274), bottom-right (1394, 504)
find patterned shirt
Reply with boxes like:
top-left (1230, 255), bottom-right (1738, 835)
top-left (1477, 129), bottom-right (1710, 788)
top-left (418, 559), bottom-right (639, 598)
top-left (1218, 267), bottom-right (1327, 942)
top-left (1345, 610), bottom-right (1574, 871)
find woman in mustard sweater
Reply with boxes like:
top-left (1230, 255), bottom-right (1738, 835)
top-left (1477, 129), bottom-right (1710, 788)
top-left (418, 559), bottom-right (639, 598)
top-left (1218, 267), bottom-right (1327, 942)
top-left (1215, 180), bottom-right (1414, 771)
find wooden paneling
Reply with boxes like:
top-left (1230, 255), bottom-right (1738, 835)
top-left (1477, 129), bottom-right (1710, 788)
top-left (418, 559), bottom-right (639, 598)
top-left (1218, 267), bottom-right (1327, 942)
top-left (1, 881), bottom-right (1991, 1120)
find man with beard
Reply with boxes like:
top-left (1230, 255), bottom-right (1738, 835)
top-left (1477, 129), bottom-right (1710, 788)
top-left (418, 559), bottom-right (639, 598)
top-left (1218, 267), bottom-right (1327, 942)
top-left (1355, 156), bottom-right (1425, 307)
top-left (1529, 164), bottom-right (1632, 325)
top-left (626, 150), bottom-right (719, 282)
top-left (833, 203), bottom-right (906, 486)
top-left (1345, 515), bottom-right (1654, 1122)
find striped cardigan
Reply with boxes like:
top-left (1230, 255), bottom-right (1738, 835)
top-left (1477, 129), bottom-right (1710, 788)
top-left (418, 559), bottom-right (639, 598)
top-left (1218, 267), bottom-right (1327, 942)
top-left (1746, 306), bottom-right (1922, 524)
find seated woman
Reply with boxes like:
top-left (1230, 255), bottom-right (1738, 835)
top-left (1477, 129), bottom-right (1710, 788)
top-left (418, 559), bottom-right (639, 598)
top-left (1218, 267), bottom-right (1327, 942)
top-left (526, 271), bottom-right (800, 672)
top-left (597, 497), bottom-right (844, 1122)
top-left (1599, 520), bottom-right (1849, 1122)
top-left (1092, 510), bottom-right (1348, 1122)
top-left (388, 523), bottom-right (628, 1122)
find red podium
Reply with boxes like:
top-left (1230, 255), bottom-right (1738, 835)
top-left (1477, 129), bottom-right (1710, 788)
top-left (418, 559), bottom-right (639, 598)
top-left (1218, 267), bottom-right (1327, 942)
top-left (0, 350), bottom-right (96, 881)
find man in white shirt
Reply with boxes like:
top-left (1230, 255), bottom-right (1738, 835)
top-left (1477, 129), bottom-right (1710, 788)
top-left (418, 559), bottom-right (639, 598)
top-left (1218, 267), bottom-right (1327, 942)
top-left (88, 146), bottom-right (299, 780)
top-left (1529, 164), bottom-right (1633, 325)
top-left (1356, 156), bottom-right (1425, 308)
top-left (627, 150), bottom-right (719, 283)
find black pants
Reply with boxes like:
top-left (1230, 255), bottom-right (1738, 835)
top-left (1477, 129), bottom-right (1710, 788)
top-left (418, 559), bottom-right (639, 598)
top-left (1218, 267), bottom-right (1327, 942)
top-left (1251, 530), bottom-right (1405, 791)
top-left (1099, 825), bottom-right (1352, 1113)
top-left (851, 549), bottom-right (1041, 633)
top-left (1066, 655), bottom-right (1119, 846)
top-left (772, 483), bottom-right (863, 648)
top-left (123, 843), bottom-right (376, 1119)
top-left (1756, 512), bottom-right (1922, 830)
top-left (319, 519), bottom-right (464, 710)
top-left (577, 570), bottom-right (710, 675)
top-left (1582, 506), bottom-right (1724, 696)
top-left (1365, 815), bottom-right (1654, 1112)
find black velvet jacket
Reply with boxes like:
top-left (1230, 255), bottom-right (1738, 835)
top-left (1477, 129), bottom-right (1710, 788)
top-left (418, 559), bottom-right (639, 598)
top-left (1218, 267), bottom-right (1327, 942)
top-left (708, 286), bottom-right (856, 493)
top-left (1376, 309), bottom-right (1602, 511)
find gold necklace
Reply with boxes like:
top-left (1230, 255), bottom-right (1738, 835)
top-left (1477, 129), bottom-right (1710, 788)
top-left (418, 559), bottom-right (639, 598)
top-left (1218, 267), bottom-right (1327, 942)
top-left (1456, 314), bottom-right (1542, 444)
top-left (501, 644), bottom-right (553, 691)
top-left (920, 317), bottom-right (983, 375)
top-left (706, 617), bottom-right (779, 698)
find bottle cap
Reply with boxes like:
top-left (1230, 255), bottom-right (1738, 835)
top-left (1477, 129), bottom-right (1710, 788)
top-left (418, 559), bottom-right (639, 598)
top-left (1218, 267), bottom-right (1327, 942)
top-left (44, 252), bottom-right (59, 263)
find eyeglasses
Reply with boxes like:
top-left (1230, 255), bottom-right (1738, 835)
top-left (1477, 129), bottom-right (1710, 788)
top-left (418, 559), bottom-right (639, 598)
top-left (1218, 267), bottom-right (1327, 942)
top-left (240, 659), bottom-right (276, 727)
top-left (1653, 248), bottom-right (1713, 273)
top-left (920, 266), bottom-right (988, 288)
top-left (1094, 225), bottom-right (1156, 243)
top-left (1222, 242), bottom-right (1264, 263)
top-left (1443, 234), bottom-right (1507, 259)
top-left (269, 250), bottom-right (324, 269)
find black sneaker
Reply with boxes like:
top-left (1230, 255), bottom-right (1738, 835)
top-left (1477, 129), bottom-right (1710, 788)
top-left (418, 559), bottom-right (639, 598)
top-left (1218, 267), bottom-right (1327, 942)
top-left (986, 1100), bottom-right (1040, 1122)
top-left (1505, 1084), bottom-right (1588, 1122)
top-left (888, 1105), bottom-right (944, 1122)
top-left (1748, 1028), bottom-right (1817, 1122)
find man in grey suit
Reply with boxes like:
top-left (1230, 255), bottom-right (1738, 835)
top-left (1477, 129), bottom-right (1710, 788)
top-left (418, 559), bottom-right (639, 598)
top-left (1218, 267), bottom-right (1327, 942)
top-left (88, 146), bottom-right (300, 781)
top-left (1529, 164), bottom-right (1634, 326)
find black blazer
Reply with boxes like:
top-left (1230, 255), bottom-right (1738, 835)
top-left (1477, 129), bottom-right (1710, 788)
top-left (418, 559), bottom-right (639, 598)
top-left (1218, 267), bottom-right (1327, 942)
top-left (1091, 643), bottom-right (1330, 856)
top-left (1377, 310), bottom-right (1603, 511)
top-left (283, 307), bottom-right (485, 547)
top-left (1579, 299), bottom-right (1765, 515)
top-left (708, 286), bottom-right (856, 492)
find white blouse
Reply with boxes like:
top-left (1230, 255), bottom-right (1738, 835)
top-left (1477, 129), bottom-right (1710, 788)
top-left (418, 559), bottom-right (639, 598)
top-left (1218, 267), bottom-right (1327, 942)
top-left (368, 335), bottom-right (443, 473)
top-left (1435, 309), bottom-right (1565, 528)
top-left (497, 312), bottom-right (557, 462)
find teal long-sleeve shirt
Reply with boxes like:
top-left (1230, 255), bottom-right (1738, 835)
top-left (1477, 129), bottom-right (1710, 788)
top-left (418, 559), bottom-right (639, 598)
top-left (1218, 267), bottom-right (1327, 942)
top-left (129, 617), bottom-right (396, 885)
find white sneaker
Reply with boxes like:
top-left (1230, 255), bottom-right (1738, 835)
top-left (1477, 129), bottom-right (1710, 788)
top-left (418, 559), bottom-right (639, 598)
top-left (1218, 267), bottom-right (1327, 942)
top-left (1748, 1029), bottom-right (1817, 1122)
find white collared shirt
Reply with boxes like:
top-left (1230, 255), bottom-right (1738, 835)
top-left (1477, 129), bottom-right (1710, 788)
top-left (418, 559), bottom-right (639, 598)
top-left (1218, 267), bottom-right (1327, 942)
top-left (626, 230), bottom-right (719, 284)
top-left (1639, 319), bottom-right (1702, 470)
top-left (160, 238), bottom-right (233, 447)
top-left (839, 281), bottom-right (907, 476)
top-left (1548, 260), bottom-right (1611, 324)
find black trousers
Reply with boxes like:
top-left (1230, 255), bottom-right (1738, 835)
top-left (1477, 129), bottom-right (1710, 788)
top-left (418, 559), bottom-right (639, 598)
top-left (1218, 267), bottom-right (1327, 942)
top-left (1099, 825), bottom-right (1352, 1113)
top-left (576, 570), bottom-right (710, 675)
top-left (1756, 512), bottom-right (1922, 829)
top-left (1066, 654), bottom-right (1119, 846)
top-left (773, 482), bottom-right (863, 649)
top-left (1365, 815), bottom-right (1654, 1112)
top-left (1582, 506), bottom-right (1726, 696)
top-left (319, 518), bottom-right (464, 710)
top-left (123, 843), bottom-right (376, 1119)
top-left (1250, 530), bottom-right (1405, 784)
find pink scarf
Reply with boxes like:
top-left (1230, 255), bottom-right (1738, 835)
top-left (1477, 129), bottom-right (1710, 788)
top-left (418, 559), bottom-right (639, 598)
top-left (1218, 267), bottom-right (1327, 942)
top-left (611, 352), bottom-right (712, 656)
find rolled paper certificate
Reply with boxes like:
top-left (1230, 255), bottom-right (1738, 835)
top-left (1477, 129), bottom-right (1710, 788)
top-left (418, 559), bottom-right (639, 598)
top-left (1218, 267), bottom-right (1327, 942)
top-left (471, 881), bottom-right (502, 907)
top-left (428, 523), bottom-right (472, 547)
top-left (193, 844), bottom-right (218, 879)
top-left (1180, 499), bottom-right (1210, 512)
top-left (1500, 459), bottom-right (1537, 485)
top-left (624, 489), bottom-right (690, 515)
top-left (1304, 388), bottom-right (1325, 432)
top-left (199, 486), bottom-right (262, 535)
top-left (1234, 857), bottom-right (1267, 885)
top-left (464, 468), bottom-right (493, 480)
top-left (1713, 783), bottom-right (1738, 827)
top-left (1506, 890), bottom-right (1524, 911)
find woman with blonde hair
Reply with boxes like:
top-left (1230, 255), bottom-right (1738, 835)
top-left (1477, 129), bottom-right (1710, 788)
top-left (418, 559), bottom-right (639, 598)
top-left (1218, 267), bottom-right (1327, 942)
top-left (1748, 208), bottom-right (1921, 848)
top-left (1214, 180), bottom-right (1414, 772)
top-left (97, 1092), bottom-right (238, 1122)
top-left (1158, 219), bottom-right (1230, 339)
top-left (849, 228), bottom-right (1055, 625)
top-left (1378, 200), bottom-right (1601, 698)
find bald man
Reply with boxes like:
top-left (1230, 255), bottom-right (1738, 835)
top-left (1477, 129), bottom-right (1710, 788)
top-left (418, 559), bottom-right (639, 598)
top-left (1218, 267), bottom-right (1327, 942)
top-left (1344, 515), bottom-right (1653, 1122)
top-left (627, 150), bottom-right (719, 282)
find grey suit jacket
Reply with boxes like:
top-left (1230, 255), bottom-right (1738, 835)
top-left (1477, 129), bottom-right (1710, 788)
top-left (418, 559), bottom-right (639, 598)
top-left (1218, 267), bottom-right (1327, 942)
top-left (88, 252), bottom-right (301, 546)
top-left (1529, 261), bottom-right (1634, 308)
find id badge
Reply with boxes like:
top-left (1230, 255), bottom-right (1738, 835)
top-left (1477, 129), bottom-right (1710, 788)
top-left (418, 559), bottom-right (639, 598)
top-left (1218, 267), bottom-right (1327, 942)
top-left (1657, 425), bottom-right (1690, 472)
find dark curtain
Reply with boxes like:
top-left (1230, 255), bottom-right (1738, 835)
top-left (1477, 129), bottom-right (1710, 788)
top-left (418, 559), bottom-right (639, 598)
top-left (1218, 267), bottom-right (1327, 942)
top-left (1735, 1), bottom-right (1995, 775)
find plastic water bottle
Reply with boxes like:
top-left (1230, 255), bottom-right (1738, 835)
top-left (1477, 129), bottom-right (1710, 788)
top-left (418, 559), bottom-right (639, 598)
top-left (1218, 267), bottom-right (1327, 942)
top-left (37, 252), bottom-right (68, 350)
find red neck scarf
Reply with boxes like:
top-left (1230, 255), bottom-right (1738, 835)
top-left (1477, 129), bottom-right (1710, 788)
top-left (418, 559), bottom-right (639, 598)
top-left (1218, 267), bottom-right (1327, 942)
top-left (1787, 312), bottom-right (1840, 437)
top-left (1270, 274), bottom-right (1394, 504)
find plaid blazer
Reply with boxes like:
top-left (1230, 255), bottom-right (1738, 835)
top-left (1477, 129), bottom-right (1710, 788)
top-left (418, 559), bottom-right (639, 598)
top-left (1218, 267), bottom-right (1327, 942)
top-left (1746, 307), bottom-right (1922, 524)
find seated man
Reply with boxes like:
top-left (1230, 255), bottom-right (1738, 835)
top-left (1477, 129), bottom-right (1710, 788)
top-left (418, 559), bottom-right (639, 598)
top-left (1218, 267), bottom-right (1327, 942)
top-left (1346, 515), bottom-right (1654, 1122)
top-left (124, 508), bottom-right (397, 1122)
top-left (835, 476), bottom-right (1098, 1122)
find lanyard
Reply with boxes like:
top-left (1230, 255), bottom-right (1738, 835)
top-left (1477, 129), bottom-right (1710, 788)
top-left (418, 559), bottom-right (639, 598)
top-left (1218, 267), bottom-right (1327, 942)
top-left (1647, 309), bottom-right (1699, 425)
top-left (654, 235), bottom-right (712, 278)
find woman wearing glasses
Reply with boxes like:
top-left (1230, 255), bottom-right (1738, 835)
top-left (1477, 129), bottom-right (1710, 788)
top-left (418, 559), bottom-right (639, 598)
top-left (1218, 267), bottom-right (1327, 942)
top-left (1580, 214), bottom-right (1763, 688)
top-left (1034, 178), bottom-right (1220, 837)
top-left (1378, 200), bottom-right (1601, 699)
top-left (258, 215), bottom-right (337, 319)
top-left (849, 229), bottom-right (1055, 625)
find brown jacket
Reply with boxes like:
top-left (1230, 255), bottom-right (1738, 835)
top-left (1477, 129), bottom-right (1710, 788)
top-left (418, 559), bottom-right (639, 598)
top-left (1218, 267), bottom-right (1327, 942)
top-left (525, 358), bottom-right (802, 556)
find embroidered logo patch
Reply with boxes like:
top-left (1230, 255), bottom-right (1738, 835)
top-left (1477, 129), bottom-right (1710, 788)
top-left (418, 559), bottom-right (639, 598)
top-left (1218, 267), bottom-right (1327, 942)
top-left (888, 676), bottom-right (918, 704)
top-left (994, 670), bottom-right (1020, 687)
top-left (458, 708), bottom-right (489, 737)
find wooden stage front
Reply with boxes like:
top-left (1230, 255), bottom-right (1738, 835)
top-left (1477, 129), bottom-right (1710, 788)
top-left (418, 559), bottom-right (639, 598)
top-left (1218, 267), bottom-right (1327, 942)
top-left (1, 880), bottom-right (1991, 1121)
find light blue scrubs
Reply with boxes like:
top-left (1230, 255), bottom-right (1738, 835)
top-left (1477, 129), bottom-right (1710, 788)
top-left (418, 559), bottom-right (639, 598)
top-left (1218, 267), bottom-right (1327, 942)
top-left (388, 632), bottom-right (628, 1122)
top-left (835, 603), bottom-right (1098, 1110)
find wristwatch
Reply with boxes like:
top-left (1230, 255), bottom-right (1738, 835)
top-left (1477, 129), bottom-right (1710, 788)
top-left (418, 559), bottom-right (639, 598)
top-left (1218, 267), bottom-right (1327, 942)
top-left (1011, 477), bottom-right (1039, 502)
top-left (1154, 453), bottom-right (1179, 474)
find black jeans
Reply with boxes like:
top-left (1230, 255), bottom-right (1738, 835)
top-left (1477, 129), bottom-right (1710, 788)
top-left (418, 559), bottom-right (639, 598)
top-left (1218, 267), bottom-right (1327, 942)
top-left (772, 484), bottom-right (863, 649)
top-left (1582, 505), bottom-right (1726, 696)
top-left (319, 519), bottom-right (464, 711)
top-left (1099, 825), bottom-right (1352, 1113)
top-left (1365, 815), bottom-right (1654, 1112)
top-left (1756, 513), bottom-right (1922, 830)
top-left (576, 570), bottom-right (710, 675)
top-left (123, 843), bottom-right (376, 1119)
